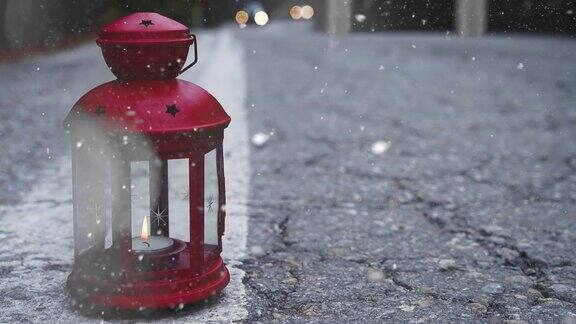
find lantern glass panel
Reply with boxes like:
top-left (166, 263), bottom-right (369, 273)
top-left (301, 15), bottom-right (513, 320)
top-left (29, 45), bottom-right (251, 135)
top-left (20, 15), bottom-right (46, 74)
top-left (130, 161), bottom-right (150, 242)
top-left (168, 158), bottom-right (190, 242)
top-left (73, 148), bottom-right (111, 257)
top-left (71, 120), bottom-right (114, 260)
top-left (204, 149), bottom-right (219, 254)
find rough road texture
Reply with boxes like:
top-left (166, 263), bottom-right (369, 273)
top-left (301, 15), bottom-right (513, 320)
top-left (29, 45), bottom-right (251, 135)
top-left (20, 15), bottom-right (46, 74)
top-left (1, 22), bottom-right (576, 323)
top-left (240, 23), bottom-right (576, 322)
top-left (0, 45), bottom-right (109, 205)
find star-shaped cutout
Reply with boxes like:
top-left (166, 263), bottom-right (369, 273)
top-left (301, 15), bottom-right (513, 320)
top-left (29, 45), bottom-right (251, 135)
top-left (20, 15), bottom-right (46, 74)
top-left (151, 206), bottom-right (168, 226)
top-left (206, 196), bottom-right (215, 212)
top-left (179, 189), bottom-right (190, 201)
top-left (140, 19), bottom-right (154, 27)
top-left (95, 105), bottom-right (106, 116)
top-left (165, 104), bottom-right (179, 117)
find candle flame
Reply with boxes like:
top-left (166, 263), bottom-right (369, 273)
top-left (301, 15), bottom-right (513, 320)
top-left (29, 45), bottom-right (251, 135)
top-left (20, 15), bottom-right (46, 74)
top-left (140, 215), bottom-right (150, 242)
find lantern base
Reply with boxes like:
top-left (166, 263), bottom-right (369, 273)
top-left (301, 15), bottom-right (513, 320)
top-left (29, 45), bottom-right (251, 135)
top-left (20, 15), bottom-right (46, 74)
top-left (67, 254), bottom-right (230, 310)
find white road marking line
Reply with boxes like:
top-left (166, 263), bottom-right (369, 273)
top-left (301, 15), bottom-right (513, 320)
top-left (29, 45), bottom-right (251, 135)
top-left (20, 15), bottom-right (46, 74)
top-left (0, 29), bottom-right (249, 323)
top-left (180, 29), bottom-right (249, 322)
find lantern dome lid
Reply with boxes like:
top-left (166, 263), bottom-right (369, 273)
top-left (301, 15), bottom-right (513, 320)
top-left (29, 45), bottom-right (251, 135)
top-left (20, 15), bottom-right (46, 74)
top-left (66, 79), bottom-right (230, 136)
top-left (97, 12), bottom-right (193, 46)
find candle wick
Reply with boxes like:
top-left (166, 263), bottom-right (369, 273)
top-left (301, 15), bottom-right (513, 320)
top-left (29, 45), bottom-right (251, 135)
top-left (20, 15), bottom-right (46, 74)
top-left (142, 241), bottom-right (150, 247)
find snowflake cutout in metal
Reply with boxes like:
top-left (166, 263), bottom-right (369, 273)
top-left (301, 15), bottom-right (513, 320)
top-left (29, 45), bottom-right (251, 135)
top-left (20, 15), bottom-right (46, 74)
top-left (206, 196), bottom-right (215, 212)
top-left (151, 205), bottom-right (168, 226)
top-left (179, 189), bottom-right (190, 201)
top-left (92, 201), bottom-right (104, 225)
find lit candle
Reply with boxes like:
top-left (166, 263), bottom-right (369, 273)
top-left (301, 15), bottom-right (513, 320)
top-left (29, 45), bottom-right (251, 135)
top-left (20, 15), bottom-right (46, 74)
top-left (131, 215), bottom-right (174, 253)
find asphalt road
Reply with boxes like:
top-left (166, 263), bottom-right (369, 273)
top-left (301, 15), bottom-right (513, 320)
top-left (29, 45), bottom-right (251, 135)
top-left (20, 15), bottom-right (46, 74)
top-left (0, 21), bottom-right (576, 323)
top-left (239, 23), bottom-right (576, 322)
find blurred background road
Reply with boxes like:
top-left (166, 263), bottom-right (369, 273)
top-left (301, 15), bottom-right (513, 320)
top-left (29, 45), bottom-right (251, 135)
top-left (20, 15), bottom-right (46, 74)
top-left (1, 0), bottom-right (576, 322)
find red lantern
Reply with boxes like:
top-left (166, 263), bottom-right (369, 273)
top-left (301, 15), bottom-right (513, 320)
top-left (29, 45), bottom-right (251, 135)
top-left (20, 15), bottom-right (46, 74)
top-left (65, 13), bottom-right (231, 310)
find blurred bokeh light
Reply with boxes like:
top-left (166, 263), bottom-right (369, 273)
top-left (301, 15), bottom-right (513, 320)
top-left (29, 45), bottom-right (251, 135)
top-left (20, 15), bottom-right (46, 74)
top-left (235, 10), bottom-right (249, 25)
top-left (290, 5), bottom-right (302, 20)
top-left (254, 11), bottom-right (269, 26)
top-left (301, 5), bottom-right (314, 20)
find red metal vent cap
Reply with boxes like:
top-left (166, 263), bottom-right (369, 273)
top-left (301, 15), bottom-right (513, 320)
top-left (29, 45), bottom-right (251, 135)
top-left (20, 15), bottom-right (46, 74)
top-left (97, 12), bottom-right (193, 46)
top-left (96, 13), bottom-right (196, 80)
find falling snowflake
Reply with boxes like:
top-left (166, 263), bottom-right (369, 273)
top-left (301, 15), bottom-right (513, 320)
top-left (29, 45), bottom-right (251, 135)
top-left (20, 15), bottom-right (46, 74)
top-left (371, 141), bottom-right (391, 155)
top-left (251, 132), bottom-right (270, 147)
top-left (250, 245), bottom-right (265, 256)
top-left (354, 14), bottom-right (366, 23)
top-left (367, 269), bottom-right (385, 282)
top-left (517, 62), bottom-right (524, 70)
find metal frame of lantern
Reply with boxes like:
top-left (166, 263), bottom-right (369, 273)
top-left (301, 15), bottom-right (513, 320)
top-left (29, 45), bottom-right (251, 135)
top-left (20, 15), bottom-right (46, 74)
top-left (68, 130), bottom-right (229, 309)
top-left (65, 13), bottom-right (231, 310)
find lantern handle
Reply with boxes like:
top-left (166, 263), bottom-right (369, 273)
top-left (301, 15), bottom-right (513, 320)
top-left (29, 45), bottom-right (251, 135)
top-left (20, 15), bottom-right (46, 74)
top-left (179, 34), bottom-right (198, 75)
